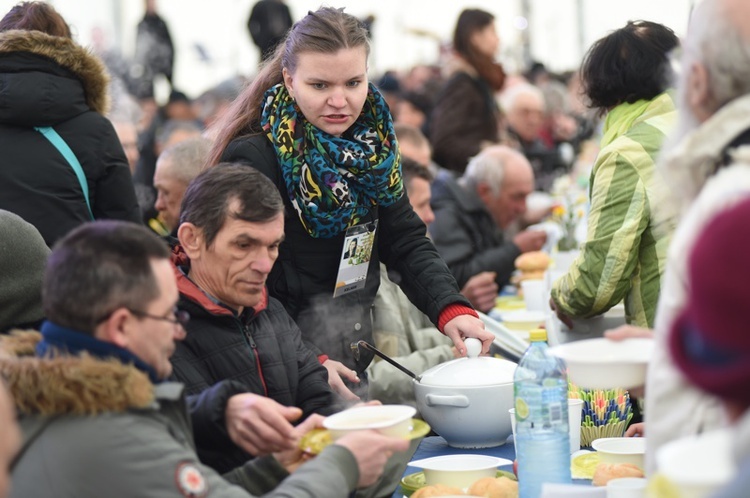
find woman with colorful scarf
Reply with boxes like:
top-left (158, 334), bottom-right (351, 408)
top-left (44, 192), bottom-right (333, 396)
top-left (207, 7), bottom-right (492, 401)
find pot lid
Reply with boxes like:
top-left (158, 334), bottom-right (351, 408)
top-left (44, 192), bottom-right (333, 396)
top-left (418, 356), bottom-right (517, 387)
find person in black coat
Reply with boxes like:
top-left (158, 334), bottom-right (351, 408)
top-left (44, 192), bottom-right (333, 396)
top-left (209, 7), bottom-right (492, 400)
top-left (0, 2), bottom-right (141, 246)
top-left (247, 0), bottom-right (293, 61)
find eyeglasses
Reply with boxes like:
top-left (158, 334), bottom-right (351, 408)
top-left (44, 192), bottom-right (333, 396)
top-left (128, 307), bottom-right (190, 327)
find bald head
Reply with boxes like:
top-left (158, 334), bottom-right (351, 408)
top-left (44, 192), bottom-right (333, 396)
top-left (463, 146), bottom-right (534, 228)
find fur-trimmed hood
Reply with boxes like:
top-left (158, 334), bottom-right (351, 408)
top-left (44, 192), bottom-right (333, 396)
top-left (0, 29), bottom-right (109, 115)
top-left (0, 331), bottom-right (154, 416)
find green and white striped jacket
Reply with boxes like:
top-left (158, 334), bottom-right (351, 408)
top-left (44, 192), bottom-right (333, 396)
top-left (551, 92), bottom-right (677, 328)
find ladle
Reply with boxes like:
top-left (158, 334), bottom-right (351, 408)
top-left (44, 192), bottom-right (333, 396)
top-left (350, 340), bottom-right (422, 383)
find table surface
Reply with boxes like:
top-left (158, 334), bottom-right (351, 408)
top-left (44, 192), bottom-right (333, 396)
top-left (392, 436), bottom-right (593, 498)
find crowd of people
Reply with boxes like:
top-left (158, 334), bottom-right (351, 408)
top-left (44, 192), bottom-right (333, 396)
top-left (2, 0), bottom-right (750, 496)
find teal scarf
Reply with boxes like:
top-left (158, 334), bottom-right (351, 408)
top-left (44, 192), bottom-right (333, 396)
top-left (260, 82), bottom-right (403, 238)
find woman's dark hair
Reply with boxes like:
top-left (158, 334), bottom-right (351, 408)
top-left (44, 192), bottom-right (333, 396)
top-left (0, 1), bottom-right (71, 38)
top-left (452, 8), bottom-right (505, 91)
top-left (580, 20), bottom-right (678, 110)
top-left (207, 7), bottom-right (370, 167)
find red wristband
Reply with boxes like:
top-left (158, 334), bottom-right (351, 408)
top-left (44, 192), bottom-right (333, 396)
top-left (317, 354), bottom-right (329, 364)
top-left (437, 304), bottom-right (479, 332)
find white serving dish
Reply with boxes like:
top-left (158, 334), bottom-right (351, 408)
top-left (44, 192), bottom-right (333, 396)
top-left (414, 352), bottom-right (517, 448)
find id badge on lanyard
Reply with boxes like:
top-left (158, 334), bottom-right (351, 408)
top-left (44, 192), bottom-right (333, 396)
top-left (333, 221), bottom-right (378, 297)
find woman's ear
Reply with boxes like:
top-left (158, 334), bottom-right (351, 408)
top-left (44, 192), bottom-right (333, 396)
top-left (178, 223), bottom-right (203, 260)
top-left (282, 67), bottom-right (294, 99)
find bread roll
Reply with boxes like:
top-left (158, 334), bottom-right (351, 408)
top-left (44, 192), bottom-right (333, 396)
top-left (514, 251), bottom-right (551, 272)
top-left (591, 463), bottom-right (644, 486)
top-left (467, 476), bottom-right (519, 497)
top-left (410, 484), bottom-right (465, 497)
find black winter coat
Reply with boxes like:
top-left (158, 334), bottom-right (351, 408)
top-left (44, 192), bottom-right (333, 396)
top-left (169, 258), bottom-right (337, 473)
top-left (430, 170), bottom-right (521, 289)
top-left (221, 135), bottom-right (470, 379)
top-left (0, 30), bottom-right (140, 246)
top-left (430, 71), bottom-right (500, 174)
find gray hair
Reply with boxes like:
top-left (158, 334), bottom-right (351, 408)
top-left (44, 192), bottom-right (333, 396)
top-left (461, 145), bottom-right (524, 196)
top-left (499, 83), bottom-right (545, 114)
top-left (689, 0), bottom-right (750, 113)
top-left (158, 137), bottom-right (211, 185)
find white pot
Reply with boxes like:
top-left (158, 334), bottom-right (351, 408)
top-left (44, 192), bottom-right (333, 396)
top-left (413, 355), bottom-right (517, 448)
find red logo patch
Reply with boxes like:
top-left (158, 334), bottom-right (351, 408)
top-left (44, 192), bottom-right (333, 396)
top-left (175, 461), bottom-right (208, 498)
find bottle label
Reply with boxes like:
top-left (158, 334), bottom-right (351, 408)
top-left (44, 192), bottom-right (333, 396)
top-left (548, 401), bottom-right (563, 423)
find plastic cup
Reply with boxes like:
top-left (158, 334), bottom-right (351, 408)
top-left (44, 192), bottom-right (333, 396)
top-left (509, 408), bottom-right (516, 449)
top-left (568, 398), bottom-right (584, 453)
top-left (521, 279), bottom-right (546, 312)
top-left (606, 477), bottom-right (647, 498)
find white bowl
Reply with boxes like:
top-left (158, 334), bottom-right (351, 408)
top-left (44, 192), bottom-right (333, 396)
top-left (656, 428), bottom-right (735, 498)
top-left (408, 454), bottom-right (511, 489)
top-left (592, 437), bottom-right (646, 470)
top-left (323, 404), bottom-right (416, 440)
top-left (548, 337), bottom-right (654, 389)
top-left (500, 310), bottom-right (547, 332)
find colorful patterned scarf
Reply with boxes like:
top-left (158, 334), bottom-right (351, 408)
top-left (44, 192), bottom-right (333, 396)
top-left (260, 82), bottom-right (403, 238)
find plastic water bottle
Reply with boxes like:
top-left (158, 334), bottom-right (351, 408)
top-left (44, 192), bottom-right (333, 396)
top-left (514, 328), bottom-right (571, 498)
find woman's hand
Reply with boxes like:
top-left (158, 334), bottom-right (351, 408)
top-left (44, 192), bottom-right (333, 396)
top-left (322, 359), bottom-right (361, 401)
top-left (442, 315), bottom-right (493, 356)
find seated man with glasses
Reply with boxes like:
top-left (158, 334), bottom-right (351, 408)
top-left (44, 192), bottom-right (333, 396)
top-left (3, 220), bottom-right (408, 498)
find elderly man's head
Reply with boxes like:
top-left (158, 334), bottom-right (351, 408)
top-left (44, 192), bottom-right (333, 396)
top-left (154, 137), bottom-right (211, 231)
top-left (177, 164), bottom-right (285, 313)
top-left (462, 146), bottom-right (534, 229)
top-left (676, 0), bottom-right (750, 126)
top-left (501, 84), bottom-right (546, 143)
top-left (43, 222), bottom-right (181, 380)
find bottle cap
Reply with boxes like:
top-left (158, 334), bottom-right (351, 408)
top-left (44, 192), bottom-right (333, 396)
top-left (529, 328), bottom-right (547, 342)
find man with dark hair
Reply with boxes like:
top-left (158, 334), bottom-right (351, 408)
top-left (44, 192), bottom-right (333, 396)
top-left (3, 220), bottom-right (405, 497)
top-left (550, 20), bottom-right (678, 330)
top-left (171, 164), bottom-right (418, 488)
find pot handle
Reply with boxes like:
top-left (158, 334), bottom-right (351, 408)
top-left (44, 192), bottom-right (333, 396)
top-left (425, 394), bottom-right (470, 408)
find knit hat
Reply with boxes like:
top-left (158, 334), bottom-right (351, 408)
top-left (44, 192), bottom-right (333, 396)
top-left (670, 197), bottom-right (750, 407)
top-left (0, 210), bottom-right (50, 332)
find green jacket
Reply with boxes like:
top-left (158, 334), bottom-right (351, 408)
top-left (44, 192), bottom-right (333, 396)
top-left (551, 92), bottom-right (676, 327)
